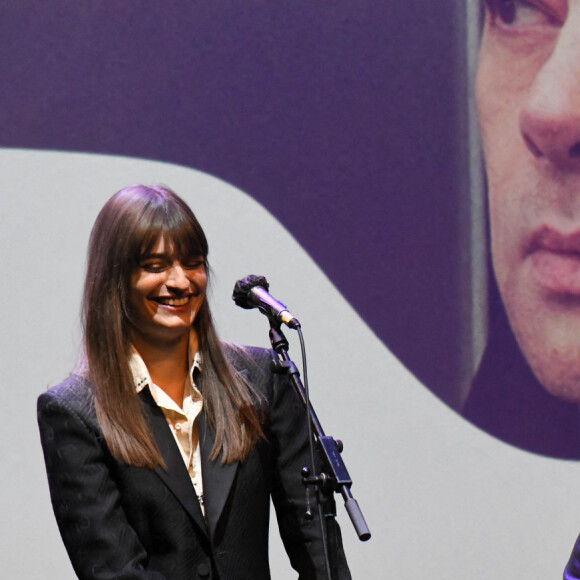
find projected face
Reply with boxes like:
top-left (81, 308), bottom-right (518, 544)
top-left (476, 0), bottom-right (580, 400)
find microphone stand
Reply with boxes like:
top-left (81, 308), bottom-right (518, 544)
top-left (268, 321), bottom-right (371, 579)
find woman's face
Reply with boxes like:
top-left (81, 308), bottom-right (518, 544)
top-left (128, 236), bottom-right (207, 345)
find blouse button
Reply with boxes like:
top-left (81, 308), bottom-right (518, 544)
top-left (175, 422), bottom-right (182, 430)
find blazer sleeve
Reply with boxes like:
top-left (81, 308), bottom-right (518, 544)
top-left (265, 354), bottom-right (352, 580)
top-left (37, 383), bottom-right (167, 580)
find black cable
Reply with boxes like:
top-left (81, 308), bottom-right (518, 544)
top-left (296, 325), bottom-right (333, 580)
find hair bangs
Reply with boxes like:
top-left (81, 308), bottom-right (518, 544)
top-left (130, 190), bottom-right (209, 266)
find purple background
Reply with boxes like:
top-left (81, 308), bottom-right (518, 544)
top-left (1, 1), bottom-right (470, 406)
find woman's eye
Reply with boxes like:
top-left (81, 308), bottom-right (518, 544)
top-left (183, 258), bottom-right (205, 270)
top-left (141, 262), bottom-right (166, 273)
top-left (184, 263), bottom-right (203, 271)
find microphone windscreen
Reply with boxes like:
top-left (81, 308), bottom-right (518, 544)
top-left (232, 275), bottom-right (270, 309)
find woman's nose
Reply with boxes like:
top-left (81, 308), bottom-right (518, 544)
top-left (165, 264), bottom-right (190, 290)
top-left (519, 20), bottom-right (580, 171)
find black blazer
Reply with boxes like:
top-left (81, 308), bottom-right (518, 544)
top-left (37, 345), bottom-right (350, 580)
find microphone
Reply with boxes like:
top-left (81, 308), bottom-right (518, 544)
top-left (232, 275), bottom-right (300, 329)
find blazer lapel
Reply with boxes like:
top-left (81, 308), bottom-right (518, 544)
top-left (139, 388), bottom-right (208, 536)
top-left (199, 410), bottom-right (239, 541)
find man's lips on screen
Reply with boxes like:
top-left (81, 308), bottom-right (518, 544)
top-left (527, 226), bottom-right (580, 295)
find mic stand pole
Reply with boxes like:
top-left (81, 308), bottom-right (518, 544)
top-left (268, 323), bottom-right (371, 575)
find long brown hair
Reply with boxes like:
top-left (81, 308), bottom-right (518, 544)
top-left (81, 184), bottom-right (262, 468)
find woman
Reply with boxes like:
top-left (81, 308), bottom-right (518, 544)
top-left (37, 184), bottom-right (350, 579)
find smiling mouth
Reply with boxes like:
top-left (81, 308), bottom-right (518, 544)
top-left (152, 295), bottom-right (192, 307)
